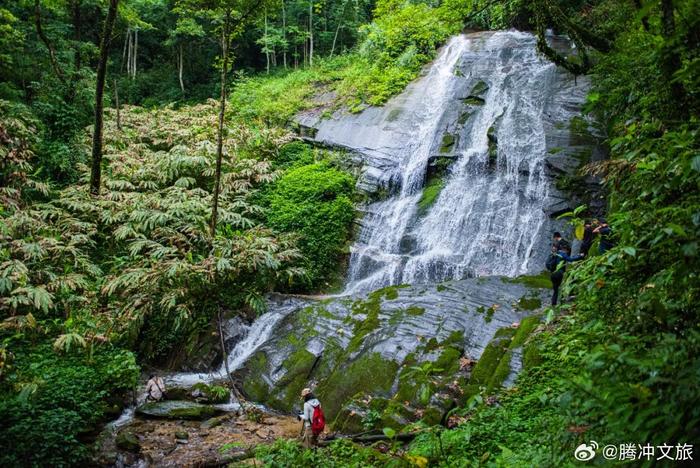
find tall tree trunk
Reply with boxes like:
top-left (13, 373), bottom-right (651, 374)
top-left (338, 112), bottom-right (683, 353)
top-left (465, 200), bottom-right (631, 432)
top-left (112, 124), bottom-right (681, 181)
top-left (330, 0), bottom-right (349, 58)
top-left (264, 11), bottom-right (270, 74)
top-left (210, 14), bottom-right (231, 238)
top-left (114, 78), bottom-right (121, 131)
top-left (121, 28), bottom-right (129, 73)
top-left (178, 43), bottom-right (185, 93)
top-left (132, 29), bottom-right (138, 79)
top-left (89, 0), bottom-right (119, 196)
top-left (282, 1), bottom-right (287, 69)
top-left (308, 0), bottom-right (314, 67)
top-left (72, 0), bottom-right (82, 71)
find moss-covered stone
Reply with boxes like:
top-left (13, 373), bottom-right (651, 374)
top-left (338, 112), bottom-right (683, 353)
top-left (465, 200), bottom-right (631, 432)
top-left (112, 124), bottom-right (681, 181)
top-left (461, 96), bottom-right (486, 106)
top-left (136, 401), bottom-right (221, 420)
top-left (406, 306), bottom-right (425, 316)
top-left (417, 176), bottom-right (445, 216)
top-left (275, 348), bottom-right (319, 410)
top-left (240, 352), bottom-right (271, 403)
top-left (458, 111), bottom-right (473, 124)
top-left (469, 329), bottom-right (514, 387)
top-left (116, 430), bottom-right (140, 453)
top-left (515, 294), bottom-right (542, 311)
top-left (470, 80), bottom-right (489, 97)
top-left (439, 133), bottom-right (457, 153)
top-left (510, 315), bottom-right (541, 348)
top-left (434, 346), bottom-right (462, 375)
top-left (503, 273), bottom-right (552, 289)
top-left (319, 353), bottom-right (400, 419)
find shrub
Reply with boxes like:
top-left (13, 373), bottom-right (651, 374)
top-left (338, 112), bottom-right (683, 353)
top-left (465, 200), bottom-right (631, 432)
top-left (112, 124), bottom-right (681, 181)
top-left (266, 163), bottom-right (356, 290)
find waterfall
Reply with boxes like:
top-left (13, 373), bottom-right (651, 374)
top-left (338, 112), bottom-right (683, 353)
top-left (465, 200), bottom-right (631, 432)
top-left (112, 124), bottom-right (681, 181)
top-left (165, 299), bottom-right (301, 387)
top-left (341, 31), bottom-right (567, 293)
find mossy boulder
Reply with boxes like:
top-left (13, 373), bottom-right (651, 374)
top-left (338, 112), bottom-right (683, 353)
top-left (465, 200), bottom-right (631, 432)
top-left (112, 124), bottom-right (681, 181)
top-left (319, 353), bottom-right (400, 418)
top-left (174, 430), bottom-right (189, 440)
top-left (116, 430), bottom-right (140, 453)
top-left (136, 401), bottom-right (222, 420)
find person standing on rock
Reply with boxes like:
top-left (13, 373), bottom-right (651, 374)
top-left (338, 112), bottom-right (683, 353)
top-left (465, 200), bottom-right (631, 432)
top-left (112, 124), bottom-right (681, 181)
top-left (145, 374), bottom-right (166, 402)
top-left (593, 218), bottom-right (614, 253)
top-left (552, 232), bottom-right (571, 254)
top-left (579, 220), bottom-right (595, 256)
top-left (546, 245), bottom-right (584, 306)
top-left (298, 388), bottom-right (324, 448)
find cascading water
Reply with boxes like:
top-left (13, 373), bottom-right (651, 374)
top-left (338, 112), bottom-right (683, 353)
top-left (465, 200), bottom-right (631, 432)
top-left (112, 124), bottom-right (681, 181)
top-left (336, 31), bottom-right (574, 294)
top-left (165, 299), bottom-right (301, 387)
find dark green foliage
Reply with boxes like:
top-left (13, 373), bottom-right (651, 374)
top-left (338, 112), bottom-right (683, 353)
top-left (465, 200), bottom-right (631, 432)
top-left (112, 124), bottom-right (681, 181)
top-left (0, 342), bottom-right (138, 467)
top-left (256, 438), bottom-right (391, 467)
top-left (266, 162), bottom-right (356, 290)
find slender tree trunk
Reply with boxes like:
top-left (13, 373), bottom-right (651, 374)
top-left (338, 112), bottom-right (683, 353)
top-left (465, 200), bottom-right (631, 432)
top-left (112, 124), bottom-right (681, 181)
top-left (89, 0), bottom-right (119, 196)
top-left (34, 0), bottom-right (66, 83)
top-left (178, 43), bottom-right (185, 93)
top-left (114, 78), bottom-right (121, 131)
top-left (210, 14), bottom-right (230, 238)
top-left (308, 0), bottom-right (313, 67)
top-left (121, 28), bottom-right (129, 73)
top-left (282, 1), bottom-right (287, 69)
top-left (264, 12), bottom-right (270, 74)
top-left (132, 29), bottom-right (138, 79)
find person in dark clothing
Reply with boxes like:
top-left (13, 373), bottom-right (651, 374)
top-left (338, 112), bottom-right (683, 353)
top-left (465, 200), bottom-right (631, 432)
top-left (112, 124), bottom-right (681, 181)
top-left (580, 220), bottom-right (595, 256)
top-left (593, 218), bottom-right (614, 253)
top-left (548, 246), bottom-right (584, 305)
top-left (552, 232), bottom-right (571, 254)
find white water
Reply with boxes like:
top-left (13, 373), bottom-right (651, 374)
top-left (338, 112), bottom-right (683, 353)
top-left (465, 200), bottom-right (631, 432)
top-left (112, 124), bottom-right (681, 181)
top-left (343, 32), bottom-right (559, 293)
top-left (165, 302), bottom-right (297, 387)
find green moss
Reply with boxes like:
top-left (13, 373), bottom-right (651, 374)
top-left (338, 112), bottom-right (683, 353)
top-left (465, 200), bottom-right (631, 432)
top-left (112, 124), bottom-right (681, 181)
top-left (487, 349), bottom-right (513, 392)
top-left (522, 341), bottom-right (543, 369)
top-left (515, 295), bottom-right (542, 311)
top-left (548, 147), bottom-right (564, 154)
top-left (276, 348), bottom-right (318, 410)
top-left (510, 315), bottom-right (541, 348)
top-left (319, 353), bottom-right (399, 419)
top-left (436, 284), bottom-right (447, 292)
top-left (417, 176), bottom-right (445, 216)
top-left (503, 273), bottom-right (552, 289)
top-left (470, 80), bottom-right (489, 96)
top-left (406, 306), bottom-right (425, 316)
top-left (469, 330), bottom-right (513, 386)
top-left (241, 352), bottom-right (271, 403)
top-left (434, 346), bottom-right (462, 375)
top-left (461, 96), bottom-right (485, 106)
top-left (458, 111), bottom-right (473, 124)
top-left (439, 133), bottom-right (457, 153)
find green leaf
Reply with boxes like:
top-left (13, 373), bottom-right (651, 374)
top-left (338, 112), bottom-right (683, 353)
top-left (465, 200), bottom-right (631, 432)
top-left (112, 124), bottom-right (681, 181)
top-left (382, 427), bottom-right (396, 439)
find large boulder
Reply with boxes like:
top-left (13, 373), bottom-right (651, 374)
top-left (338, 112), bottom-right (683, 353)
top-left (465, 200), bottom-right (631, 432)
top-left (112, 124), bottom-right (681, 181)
top-left (235, 276), bottom-right (548, 431)
top-left (135, 400), bottom-right (223, 420)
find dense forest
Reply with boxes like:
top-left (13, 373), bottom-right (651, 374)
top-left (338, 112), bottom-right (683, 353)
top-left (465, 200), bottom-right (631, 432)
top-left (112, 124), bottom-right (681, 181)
top-left (1, 0), bottom-right (699, 466)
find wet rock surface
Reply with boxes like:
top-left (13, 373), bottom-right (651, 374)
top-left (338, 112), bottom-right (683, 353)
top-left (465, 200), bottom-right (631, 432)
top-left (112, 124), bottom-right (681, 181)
top-left (136, 400), bottom-right (224, 420)
top-left (235, 276), bottom-right (549, 429)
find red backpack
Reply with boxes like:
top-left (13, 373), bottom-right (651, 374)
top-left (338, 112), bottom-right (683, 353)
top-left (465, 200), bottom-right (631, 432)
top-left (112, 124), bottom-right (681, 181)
top-left (311, 405), bottom-right (325, 436)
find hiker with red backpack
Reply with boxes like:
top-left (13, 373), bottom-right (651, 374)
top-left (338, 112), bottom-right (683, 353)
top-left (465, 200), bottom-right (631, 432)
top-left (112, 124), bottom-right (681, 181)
top-left (298, 387), bottom-right (325, 447)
